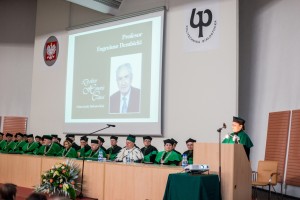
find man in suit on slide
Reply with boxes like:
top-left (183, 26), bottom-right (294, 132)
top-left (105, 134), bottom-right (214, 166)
top-left (110, 63), bottom-right (140, 113)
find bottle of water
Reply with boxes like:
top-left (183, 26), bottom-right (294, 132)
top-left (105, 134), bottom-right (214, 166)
top-left (126, 152), bottom-right (131, 163)
top-left (98, 150), bottom-right (103, 162)
top-left (182, 154), bottom-right (188, 168)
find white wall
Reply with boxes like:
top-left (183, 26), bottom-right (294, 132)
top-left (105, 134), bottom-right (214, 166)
top-left (0, 0), bottom-right (36, 118)
top-left (2, 0), bottom-right (300, 197)
top-left (239, 0), bottom-right (300, 197)
top-left (29, 0), bottom-right (238, 153)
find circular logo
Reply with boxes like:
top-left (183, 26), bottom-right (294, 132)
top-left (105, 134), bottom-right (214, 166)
top-left (43, 36), bottom-right (59, 66)
top-left (186, 8), bottom-right (217, 44)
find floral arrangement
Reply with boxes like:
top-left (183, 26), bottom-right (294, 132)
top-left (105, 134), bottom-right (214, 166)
top-left (35, 159), bottom-right (80, 199)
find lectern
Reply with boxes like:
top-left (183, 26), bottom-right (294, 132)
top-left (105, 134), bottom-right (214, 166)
top-left (194, 143), bottom-right (251, 200)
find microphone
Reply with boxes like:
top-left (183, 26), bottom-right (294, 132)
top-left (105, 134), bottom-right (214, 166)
top-left (107, 124), bottom-right (116, 127)
top-left (217, 123), bottom-right (227, 132)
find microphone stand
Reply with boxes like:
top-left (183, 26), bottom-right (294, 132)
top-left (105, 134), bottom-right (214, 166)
top-left (217, 124), bottom-right (225, 200)
top-left (77, 124), bottom-right (114, 198)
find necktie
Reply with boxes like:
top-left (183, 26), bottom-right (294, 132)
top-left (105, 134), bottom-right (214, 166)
top-left (122, 96), bottom-right (127, 113)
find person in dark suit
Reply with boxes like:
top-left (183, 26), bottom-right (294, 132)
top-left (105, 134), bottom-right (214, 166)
top-left (110, 63), bottom-right (140, 113)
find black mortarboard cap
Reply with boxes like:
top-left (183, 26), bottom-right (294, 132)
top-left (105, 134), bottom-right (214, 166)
top-left (91, 139), bottom-right (98, 144)
top-left (16, 132), bottom-right (23, 137)
top-left (6, 133), bottom-right (13, 137)
top-left (143, 136), bottom-right (152, 141)
top-left (233, 116), bottom-right (245, 125)
top-left (164, 139), bottom-right (174, 145)
top-left (170, 138), bottom-right (178, 144)
top-left (27, 134), bottom-right (34, 138)
top-left (66, 134), bottom-right (75, 138)
top-left (35, 135), bottom-right (42, 139)
top-left (80, 136), bottom-right (88, 142)
top-left (110, 136), bottom-right (118, 140)
top-left (97, 136), bottom-right (105, 143)
top-left (43, 135), bottom-right (52, 140)
top-left (186, 138), bottom-right (196, 144)
top-left (51, 134), bottom-right (58, 138)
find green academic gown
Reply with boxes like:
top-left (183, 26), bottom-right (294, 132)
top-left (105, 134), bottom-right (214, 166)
top-left (222, 130), bottom-right (253, 159)
top-left (141, 145), bottom-right (158, 163)
top-left (106, 145), bottom-right (122, 161)
top-left (0, 140), bottom-right (7, 151)
top-left (58, 147), bottom-right (78, 158)
top-left (85, 148), bottom-right (106, 161)
top-left (182, 150), bottom-right (193, 164)
top-left (155, 150), bottom-right (182, 166)
top-left (22, 142), bottom-right (40, 154)
top-left (77, 145), bottom-right (91, 158)
top-left (36, 142), bottom-right (62, 156)
top-left (1, 141), bottom-right (16, 153)
top-left (10, 140), bottom-right (27, 153)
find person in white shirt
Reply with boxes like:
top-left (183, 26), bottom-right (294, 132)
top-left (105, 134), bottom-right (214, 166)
top-left (115, 134), bottom-right (144, 163)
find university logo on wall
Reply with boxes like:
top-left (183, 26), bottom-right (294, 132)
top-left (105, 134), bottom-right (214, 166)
top-left (184, 1), bottom-right (219, 51)
top-left (43, 36), bottom-right (59, 66)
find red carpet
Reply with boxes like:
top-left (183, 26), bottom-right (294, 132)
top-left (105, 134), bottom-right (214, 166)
top-left (0, 184), bottom-right (95, 200)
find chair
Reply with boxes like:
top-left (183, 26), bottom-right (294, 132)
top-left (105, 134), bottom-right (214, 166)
top-left (252, 160), bottom-right (281, 200)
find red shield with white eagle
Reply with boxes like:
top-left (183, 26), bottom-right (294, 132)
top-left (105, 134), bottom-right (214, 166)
top-left (43, 36), bottom-right (59, 66)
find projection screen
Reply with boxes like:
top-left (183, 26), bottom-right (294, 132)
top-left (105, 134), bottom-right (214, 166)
top-left (64, 8), bottom-right (164, 136)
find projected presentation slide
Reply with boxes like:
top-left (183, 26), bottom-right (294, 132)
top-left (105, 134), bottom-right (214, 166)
top-left (65, 10), bottom-right (163, 135)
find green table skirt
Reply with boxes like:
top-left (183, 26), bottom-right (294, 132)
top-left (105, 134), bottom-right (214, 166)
top-left (163, 173), bottom-right (220, 200)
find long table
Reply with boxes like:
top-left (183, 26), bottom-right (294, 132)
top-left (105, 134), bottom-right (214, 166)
top-left (0, 154), bottom-right (182, 200)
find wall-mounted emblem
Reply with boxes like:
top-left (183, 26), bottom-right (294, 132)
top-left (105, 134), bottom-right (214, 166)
top-left (43, 36), bottom-right (59, 66)
top-left (184, 2), bottom-right (219, 51)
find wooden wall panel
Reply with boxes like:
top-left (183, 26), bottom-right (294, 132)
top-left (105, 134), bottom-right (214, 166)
top-left (3, 116), bottom-right (28, 136)
top-left (264, 111), bottom-right (290, 183)
top-left (286, 110), bottom-right (300, 186)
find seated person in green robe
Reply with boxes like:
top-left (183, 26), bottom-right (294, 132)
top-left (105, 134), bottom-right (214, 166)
top-left (35, 135), bottom-right (42, 143)
top-left (22, 134), bottom-right (40, 154)
top-left (97, 136), bottom-right (107, 152)
top-left (23, 134), bottom-right (28, 143)
top-left (106, 136), bottom-right (122, 161)
top-left (77, 136), bottom-right (91, 158)
top-left (115, 135), bottom-right (144, 163)
top-left (66, 134), bottom-right (80, 151)
top-left (222, 116), bottom-right (254, 160)
top-left (10, 132), bottom-right (26, 153)
top-left (1, 133), bottom-right (15, 153)
top-left (36, 135), bottom-right (62, 156)
top-left (141, 136), bottom-right (158, 163)
top-left (85, 139), bottom-right (107, 161)
top-left (0, 132), bottom-right (7, 151)
top-left (51, 134), bottom-right (63, 148)
top-left (33, 135), bottom-right (43, 155)
top-left (155, 139), bottom-right (182, 166)
top-left (58, 137), bottom-right (78, 158)
top-left (182, 138), bottom-right (196, 164)
top-left (170, 138), bottom-right (181, 155)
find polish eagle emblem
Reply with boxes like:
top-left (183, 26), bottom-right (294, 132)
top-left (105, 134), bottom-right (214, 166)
top-left (46, 42), bottom-right (57, 60)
